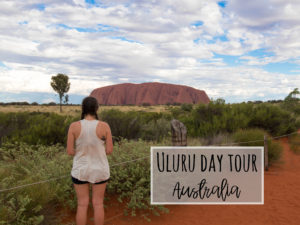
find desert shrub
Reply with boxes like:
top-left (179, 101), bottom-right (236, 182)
top-left (0, 142), bottom-right (75, 224)
top-left (199, 132), bottom-right (232, 146)
top-left (0, 139), bottom-right (169, 224)
top-left (232, 128), bottom-right (265, 146)
top-left (0, 112), bottom-right (34, 145)
top-left (140, 118), bottom-right (171, 141)
top-left (2, 102), bottom-right (30, 105)
top-left (99, 109), bottom-right (171, 142)
top-left (281, 88), bottom-right (300, 115)
top-left (0, 112), bottom-right (77, 145)
top-left (0, 110), bottom-right (172, 145)
top-left (288, 133), bottom-right (300, 154)
top-left (181, 101), bottom-right (251, 137)
top-left (173, 101), bottom-right (297, 138)
top-left (248, 104), bottom-right (297, 136)
top-left (180, 103), bottom-right (193, 112)
top-left (232, 128), bottom-right (283, 163)
top-left (296, 118), bottom-right (300, 129)
top-left (106, 138), bottom-right (169, 219)
top-left (267, 141), bottom-right (283, 161)
top-left (0, 193), bottom-right (44, 225)
top-left (169, 106), bottom-right (183, 118)
top-left (99, 109), bottom-right (142, 140)
top-left (1, 102), bottom-right (297, 146)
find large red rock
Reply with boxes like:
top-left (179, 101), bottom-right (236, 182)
top-left (90, 82), bottom-right (210, 105)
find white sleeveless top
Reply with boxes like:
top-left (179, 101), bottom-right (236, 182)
top-left (71, 119), bottom-right (110, 183)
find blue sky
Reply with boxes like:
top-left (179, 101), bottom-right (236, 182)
top-left (0, 0), bottom-right (299, 104)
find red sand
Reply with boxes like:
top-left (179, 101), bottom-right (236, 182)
top-left (61, 136), bottom-right (300, 225)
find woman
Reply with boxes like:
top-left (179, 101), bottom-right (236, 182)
top-left (67, 96), bottom-right (113, 225)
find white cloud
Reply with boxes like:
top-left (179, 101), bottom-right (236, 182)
top-left (0, 0), bottom-right (299, 103)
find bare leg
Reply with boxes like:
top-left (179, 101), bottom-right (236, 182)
top-left (92, 182), bottom-right (107, 225)
top-left (74, 183), bottom-right (90, 225)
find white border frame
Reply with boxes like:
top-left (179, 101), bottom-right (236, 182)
top-left (150, 146), bottom-right (264, 205)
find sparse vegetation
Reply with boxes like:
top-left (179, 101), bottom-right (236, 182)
top-left (176, 100), bottom-right (298, 138)
top-left (0, 139), bottom-right (169, 224)
top-left (288, 133), bottom-right (300, 154)
top-left (281, 88), bottom-right (300, 115)
top-left (232, 128), bottom-right (283, 163)
top-left (0, 97), bottom-right (299, 223)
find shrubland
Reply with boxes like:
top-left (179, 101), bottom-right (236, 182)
top-left (0, 101), bottom-right (298, 146)
top-left (0, 99), bottom-right (298, 224)
top-left (0, 139), bottom-right (169, 224)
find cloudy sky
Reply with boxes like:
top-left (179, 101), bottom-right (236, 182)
top-left (0, 0), bottom-right (300, 104)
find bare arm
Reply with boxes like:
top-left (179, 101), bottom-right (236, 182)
top-left (66, 123), bottom-right (76, 156)
top-left (104, 123), bottom-right (113, 155)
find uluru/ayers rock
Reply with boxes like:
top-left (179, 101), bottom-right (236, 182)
top-left (90, 82), bottom-right (210, 105)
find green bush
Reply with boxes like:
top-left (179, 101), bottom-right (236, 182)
top-left (288, 133), bottom-right (300, 154)
top-left (0, 101), bottom-right (297, 146)
top-left (106, 138), bottom-right (169, 218)
top-left (181, 101), bottom-right (251, 137)
top-left (180, 103), bottom-right (193, 112)
top-left (140, 118), bottom-right (171, 142)
top-left (295, 118), bottom-right (300, 129)
top-left (99, 109), bottom-right (142, 140)
top-left (199, 132), bottom-right (232, 146)
top-left (0, 142), bottom-right (75, 224)
top-left (281, 88), bottom-right (300, 115)
top-left (248, 104), bottom-right (297, 136)
top-left (0, 110), bottom-right (172, 146)
top-left (0, 112), bottom-right (77, 146)
top-left (0, 193), bottom-right (44, 225)
top-left (174, 101), bottom-right (297, 138)
top-left (232, 128), bottom-right (283, 163)
top-left (0, 139), bottom-right (169, 224)
top-left (268, 140), bottom-right (283, 161)
top-left (99, 109), bottom-right (171, 142)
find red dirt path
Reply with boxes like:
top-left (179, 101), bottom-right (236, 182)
top-left (62, 135), bottom-right (300, 225)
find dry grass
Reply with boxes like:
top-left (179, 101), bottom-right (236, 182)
top-left (0, 104), bottom-right (173, 116)
top-left (289, 133), bottom-right (300, 154)
top-left (187, 133), bottom-right (233, 146)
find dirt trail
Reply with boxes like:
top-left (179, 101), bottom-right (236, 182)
top-left (104, 135), bottom-right (300, 225)
top-left (62, 134), bottom-right (300, 225)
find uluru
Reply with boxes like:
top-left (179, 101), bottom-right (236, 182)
top-left (90, 82), bottom-right (210, 105)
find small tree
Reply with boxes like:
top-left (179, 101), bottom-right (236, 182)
top-left (285, 88), bottom-right (299, 100)
top-left (63, 94), bottom-right (69, 105)
top-left (282, 88), bottom-right (300, 114)
top-left (50, 73), bottom-right (70, 112)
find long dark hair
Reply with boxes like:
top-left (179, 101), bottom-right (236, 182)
top-left (81, 96), bottom-right (99, 120)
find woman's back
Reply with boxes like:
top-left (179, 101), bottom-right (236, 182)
top-left (68, 96), bottom-right (112, 225)
top-left (71, 119), bottom-right (110, 183)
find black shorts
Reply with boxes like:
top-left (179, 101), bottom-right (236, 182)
top-left (71, 176), bottom-right (110, 185)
